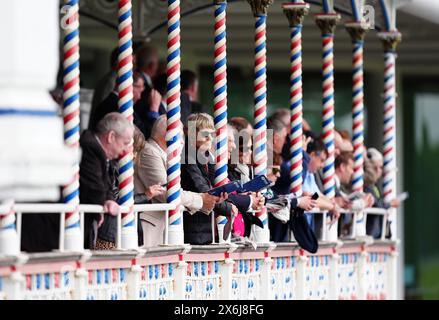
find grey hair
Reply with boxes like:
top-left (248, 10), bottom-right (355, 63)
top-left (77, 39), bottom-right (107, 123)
top-left (95, 112), bottom-right (133, 137)
top-left (267, 116), bottom-right (286, 134)
top-left (367, 148), bottom-right (383, 164)
top-left (151, 114), bottom-right (168, 139)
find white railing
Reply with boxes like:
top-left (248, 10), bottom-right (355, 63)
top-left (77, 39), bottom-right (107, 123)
top-left (0, 203), bottom-right (397, 300)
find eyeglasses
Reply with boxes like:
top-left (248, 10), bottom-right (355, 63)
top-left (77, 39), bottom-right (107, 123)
top-left (199, 130), bottom-right (215, 139)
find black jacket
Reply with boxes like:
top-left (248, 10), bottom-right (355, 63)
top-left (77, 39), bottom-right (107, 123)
top-left (79, 130), bottom-right (118, 248)
top-left (181, 147), bottom-right (253, 244)
top-left (181, 160), bottom-right (231, 245)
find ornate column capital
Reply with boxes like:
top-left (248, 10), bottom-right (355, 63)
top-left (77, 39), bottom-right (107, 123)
top-left (315, 13), bottom-right (340, 35)
top-left (247, 0), bottom-right (274, 17)
top-left (378, 31), bottom-right (402, 52)
top-left (345, 21), bottom-right (368, 43)
top-left (282, 2), bottom-right (309, 27)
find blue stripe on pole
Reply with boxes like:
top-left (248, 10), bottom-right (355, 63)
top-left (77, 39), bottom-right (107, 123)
top-left (66, 221), bottom-right (81, 229)
top-left (123, 220), bottom-right (135, 228)
top-left (119, 191), bottom-right (134, 205)
top-left (64, 126), bottom-right (80, 141)
top-left (255, 92), bottom-right (266, 105)
top-left (168, 20), bottom-right (180, 34)
top-left (64, 61), bottom-right (79, 76)
top-left (63, 29), bottom-right (78, 44)
top-left (253, 118), bottom-right (266, 129)
top-left (63, 93), bottom-right (80, 108)
top-left (64, 189), bottom-right (79, 203)
top-left (119, 10), bottom-right (131, 24)
top-left (117, 70), bottom-right (133, 85)
top-left (119, 161), bottom-right (134, 174)
top-left (119, 40), bottom-right (133, 54)
top-left (167, 189), bottom-right (181, 203)
top-left (170, 217), bottom-right (181, 226)
top-left (167, 77), bottom-right (180, 92)
top-left (214, 84), bottom-right (227, 98)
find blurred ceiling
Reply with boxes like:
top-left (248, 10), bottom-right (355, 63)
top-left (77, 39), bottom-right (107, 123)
top-left (78, 0), bottom-right (439, 74)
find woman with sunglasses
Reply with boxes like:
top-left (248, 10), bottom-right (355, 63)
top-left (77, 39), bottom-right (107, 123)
top-left (181, 113), bottom-right (250, 245)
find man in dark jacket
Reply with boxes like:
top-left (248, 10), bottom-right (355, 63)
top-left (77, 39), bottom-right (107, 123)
top-left (79, 112), bottom-right (134, 249)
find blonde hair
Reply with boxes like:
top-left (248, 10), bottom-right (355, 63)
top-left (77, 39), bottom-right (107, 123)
top-left (133, 126), bottom-right (146, 162)
top-left (186, 113), bottom-right (214, 132)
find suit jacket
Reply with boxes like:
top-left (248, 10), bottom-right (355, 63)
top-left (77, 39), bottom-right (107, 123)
top-left (79, 130), bottom-right (118, 247)
top-left (134, 139), bottom-right (203, 246)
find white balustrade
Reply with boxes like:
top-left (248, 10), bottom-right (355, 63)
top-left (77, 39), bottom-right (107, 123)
top-left (0, 203), bottom-right (396, 300)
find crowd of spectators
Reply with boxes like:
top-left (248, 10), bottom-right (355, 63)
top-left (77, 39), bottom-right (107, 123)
top-left (21, 44), bottom-right (401, 252)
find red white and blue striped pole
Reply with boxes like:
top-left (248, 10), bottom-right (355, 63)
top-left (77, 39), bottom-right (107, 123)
top-left (283, 1), bottom-right (309, 197)
top-left (117, 0), bottom-right (137, 249)
top-left (316, 2), bottom-right (340, 242)
top-left (346, 0), bottom-right (368, 194)
top-left (378, 0), bottom-right (401, 242)
top-left (166, 0), bottom-right (184, 245)
top-left (378, 42), bottom-right (401, 242)
top-left (315, 4), bottom-right (340, 200)
top-left (247, 0), bottom-right (273, 244)
top-left (62, 0), bottom-right (82, 251)
top-left (213, 0), bottom-right (230, 243)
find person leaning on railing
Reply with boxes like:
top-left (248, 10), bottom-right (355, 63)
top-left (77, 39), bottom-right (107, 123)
top-left (180, 113), bottom-right (258, 245)
top-left (265, 116), bottom-right (317, 242)
top-left (334, 151), bottom-right (374, 236)
top-left (227, 121), bottom-right (265, 239)
top-left (364, 148), bottom-right (401, 239)
top-left (134, 115), bottom-right (219, 247)
top-left (302, 138), bottom-right (342, 230)
top-left (79, 113), bottom-right (134, 250)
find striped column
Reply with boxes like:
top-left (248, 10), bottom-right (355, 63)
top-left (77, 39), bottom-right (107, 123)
top-left (378, 31), bottom-right (401, 240)
top-left (316, 13), bottom-right (340, 242)
top-left (283, 2), bottom-right (309, 196)
top-left (247, 0), bottom-right (273, 244)
top-left (346, 22), bottom-right (368, 193)
top-left (62, 0), bottom-right (82, 251)
top-left (315, 14), bottom-right (340, 200)
top-left (166, 0), bottom-right (184, 245)
top-left (213, 0), bottom-right (229, 244)
top-left (0, 201), bottom-right (19, 255)
top-left (117, 0), bottom-right (137, 249)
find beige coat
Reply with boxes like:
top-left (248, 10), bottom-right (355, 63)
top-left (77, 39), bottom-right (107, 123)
top-left (134, 138), bottom-right (203, 247)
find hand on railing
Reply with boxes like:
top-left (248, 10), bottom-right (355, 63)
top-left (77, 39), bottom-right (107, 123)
top-left (297, 195), bottom-right (317, 211)
top-left (390, 198), bottom-right (401, 208)
top-left (328, 204), bottom-right (341, 226)
top-left (103, 200), bottom-right (121, 216)
top-left (145, 184), bottom-right (166, 200)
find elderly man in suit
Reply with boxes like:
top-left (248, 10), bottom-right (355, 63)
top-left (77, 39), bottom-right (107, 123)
top-left (79, 112), bottom-right (134, 249)
top-left (134, 115), bottom-right (218, 247)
